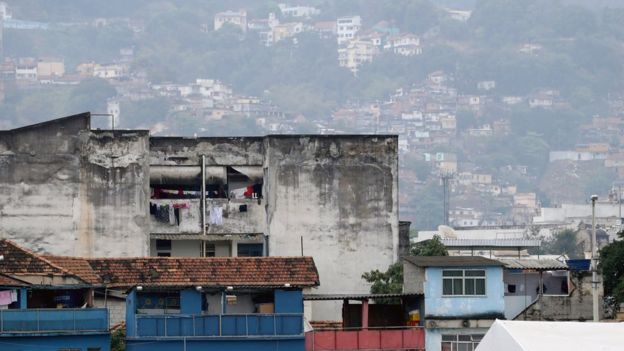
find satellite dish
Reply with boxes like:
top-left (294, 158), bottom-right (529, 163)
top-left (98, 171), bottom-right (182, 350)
top-left (438, 225), bottom-right (457, 239)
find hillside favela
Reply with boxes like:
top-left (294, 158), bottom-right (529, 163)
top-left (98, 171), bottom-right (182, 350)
top-left (1, 1), bottom-right (624, 350)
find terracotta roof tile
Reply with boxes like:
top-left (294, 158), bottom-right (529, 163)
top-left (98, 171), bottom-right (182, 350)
top-left (0, 240), bottom-right (320, 289)
top-left (86, 256), bottom-right (320, 288)
top-left (43, 256), bottom-right (102, 285)
top-left (0, 274), bottom-right (29, 287)
top-left (0, 240), bottom-right (72, 276)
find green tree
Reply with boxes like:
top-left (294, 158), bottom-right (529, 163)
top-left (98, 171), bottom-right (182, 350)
top-left (411, 235), bottom-right (449, 256)
top-left (362, 236), bottom-right (448, 294)
top-left (600, 231), bottom-right (624, 305)
top-left (541, 229), bottom-right (584, 258)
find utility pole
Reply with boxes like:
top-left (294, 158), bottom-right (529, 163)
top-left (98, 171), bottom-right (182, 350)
top-left (441, 173), bottom-right (453, 226)
top-left (591, 194), bottom-right (599, 322)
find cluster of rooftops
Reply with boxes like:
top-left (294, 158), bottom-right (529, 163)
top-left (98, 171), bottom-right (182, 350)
top-left (0, 239), bottom-right (320, 290)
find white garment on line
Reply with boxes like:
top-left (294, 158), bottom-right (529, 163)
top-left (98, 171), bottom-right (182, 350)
top-left (209, 206), bottom-right (223, 225)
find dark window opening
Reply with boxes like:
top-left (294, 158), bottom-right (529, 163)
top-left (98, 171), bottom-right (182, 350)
top-left (156, 240), bottom-right (172, 251)
top-left (237, 243), bottom-right (263, 257)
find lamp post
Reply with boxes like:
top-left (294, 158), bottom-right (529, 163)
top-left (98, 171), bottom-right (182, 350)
top-left (590, 194), bottom-right (599, 322)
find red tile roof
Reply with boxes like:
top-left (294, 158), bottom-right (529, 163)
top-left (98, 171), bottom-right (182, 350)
top-left (0, 240), bottom-right (320, 289)
top-left (0, 274), bottom-right (29, 287)
top-left (86, 256), bottom-right (319, 288)
top-left (43, 255), bottom-right (102, 285)
top-left (0, 240), bottom-right (73, 277)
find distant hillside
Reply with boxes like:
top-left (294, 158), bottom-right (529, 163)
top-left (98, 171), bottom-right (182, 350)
top-left (539, 160), bottom-right (616, 204)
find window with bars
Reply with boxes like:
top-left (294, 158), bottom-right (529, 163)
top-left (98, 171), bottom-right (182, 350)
top-left (442, 269), bottom-right (486, 296)
top-left (441, 334), bottom-right (484, 351)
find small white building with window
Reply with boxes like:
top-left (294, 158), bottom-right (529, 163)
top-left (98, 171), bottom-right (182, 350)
top-left (403, 256), bottom-right (505, 351)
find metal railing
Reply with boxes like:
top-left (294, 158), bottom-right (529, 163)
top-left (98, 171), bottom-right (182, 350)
top-left (135, 313), bottom-right (303, 338)
top-left (305, 326), bottom-right (425, 351)
top-left (0, 308), bottom-right (109, 334)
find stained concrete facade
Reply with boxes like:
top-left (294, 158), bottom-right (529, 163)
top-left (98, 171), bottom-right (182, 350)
top-left (0, 114), bottom-right (400, 321)
top-left (0, 113), bottom-right (149, 257)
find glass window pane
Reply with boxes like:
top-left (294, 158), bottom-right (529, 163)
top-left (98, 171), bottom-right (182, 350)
top-left (443, 279), bottom-right (453, 295)
top-left (441, 342), bottom-right (452, 351)
top-left (458, 344), bottom-right (471, 351)
top-left (453, 278), bottom-right (463, 295)
top-left (465, 270), bottom-right (485, 277)
top-left (443, 270), bottom-right (463, 277)
top-left (458, 335), bottom-right (471, 341)
top-left (442, 335), bottom-right (456, 341)
top-left (472, 335), bottom-right (484, 342)
top-left (465, 279), bottom-right (475, 295)
top-left (476, 279), bottom-right (486, 295)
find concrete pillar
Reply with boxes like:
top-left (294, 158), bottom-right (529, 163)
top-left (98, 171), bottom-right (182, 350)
top-left (19, 288), bottom-right (27, 309)
top-left (362, 299), bottom-right (369, 329)
top-left (230, 239), bottom-right (238, 257)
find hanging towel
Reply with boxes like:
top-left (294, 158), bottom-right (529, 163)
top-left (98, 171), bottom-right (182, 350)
top-left (10, 290), bottom-right (17, 303)
top-left (0, 290), bottom-right (12, 305)
top-left (168, 205), bottom-right (176, 225)
top-left (209, 206), bottom-right (223, 225)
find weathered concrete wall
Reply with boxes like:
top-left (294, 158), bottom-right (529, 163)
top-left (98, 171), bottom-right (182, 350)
top-left (0, 113), bottom-right (149, 257)
top-left (265, 135), bottom-right (399, 320)
top-left (516, 271), bottom-right (603, 321)
top-left (81, 130), bottom-right (150, 257)
top-left (403, 262), bottom-right (425, 295)
top-left (150, 137), bottom-right (264, 166)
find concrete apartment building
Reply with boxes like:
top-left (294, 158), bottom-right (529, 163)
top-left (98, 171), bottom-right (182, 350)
top-left (0, 112), bottom-right (401, 320)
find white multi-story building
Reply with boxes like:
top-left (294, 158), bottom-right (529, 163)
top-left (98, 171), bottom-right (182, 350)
top-left (384, 34), bottom-right (422, 56)
top-left (336, 16), bottom-right (361, 45)
top-left (278, 3), bottom-right (320, 18)
top-left (338, 39), bottom-right (379, 75)
top-left (214, 10), bottom-right (247, 33)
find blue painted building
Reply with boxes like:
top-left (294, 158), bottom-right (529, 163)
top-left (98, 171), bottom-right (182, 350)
top-left (403, 256), bottom-right (505, 351)
top-left (0, 240), bottom-right (110, 351)
top-left (83, 256), bottom-right (319, 351)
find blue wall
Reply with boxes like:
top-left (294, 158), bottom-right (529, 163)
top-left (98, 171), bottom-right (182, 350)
top-left (126, 290), bottom-right (137, 337)
top-left (424, 266), bottom-right (504, 318)
top-left (127, 337), bottom-right (303, 351)
top-left (274, 290), bottom-right (302, 313)
top-left (180, 289), bottom-right (202, 314)
top-left (0, 333), bottom-right (110, 351)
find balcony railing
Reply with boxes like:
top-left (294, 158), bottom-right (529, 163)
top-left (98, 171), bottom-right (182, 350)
top-left (0, 308), bottom-right (109, 334)
top-left (134, 313), bottom-right (303, 338)
top-left (305, 327), bottom-right (425, 351)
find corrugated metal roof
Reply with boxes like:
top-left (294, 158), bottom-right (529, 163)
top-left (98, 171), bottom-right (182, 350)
top-left (440, 239), bottom-right (541, 248)
top-left (403, 256), bottom-right (503, 267)
top-left (498, 258), bottom-right (567, 270)
top-left (303, 293), bottom-right (422, 301)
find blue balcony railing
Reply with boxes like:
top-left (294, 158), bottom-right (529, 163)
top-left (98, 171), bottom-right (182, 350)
top-left (0, 308), bottom-right (109, 334)
top-left (135, 313), bottom-right (303, 338)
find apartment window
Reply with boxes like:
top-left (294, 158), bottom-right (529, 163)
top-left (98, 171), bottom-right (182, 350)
top-left (157, 252), bottom-right (171, 257)
top-left (204, 243), bottom-right (216, 257)
top-left (237, 243), bottom-right (263, 257)
top-left (442, 270), bottom-right (486, 296)
top-left (156, 240), bottom-right (172, 251)
top-left (441, 334), bottom-right (483, 351)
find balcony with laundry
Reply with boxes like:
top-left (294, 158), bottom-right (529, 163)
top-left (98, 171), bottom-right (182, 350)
top-left (149, 165), bottom-right (265, 236)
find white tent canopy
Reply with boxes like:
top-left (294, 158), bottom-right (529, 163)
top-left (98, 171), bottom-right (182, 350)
top-left (476, 320), bottom-right (624, 351)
